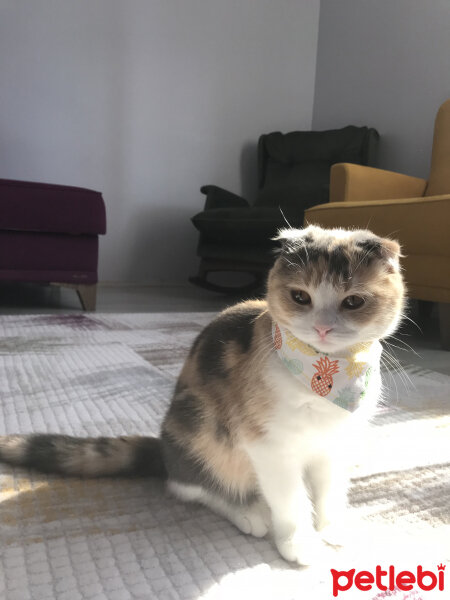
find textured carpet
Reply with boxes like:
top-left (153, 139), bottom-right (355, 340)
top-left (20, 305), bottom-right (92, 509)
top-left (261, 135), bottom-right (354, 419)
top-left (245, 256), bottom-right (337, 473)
top-left (0, 313), bottom-right (449, 600)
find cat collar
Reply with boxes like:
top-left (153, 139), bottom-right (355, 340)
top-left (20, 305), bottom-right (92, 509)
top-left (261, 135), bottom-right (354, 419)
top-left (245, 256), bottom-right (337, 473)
top-left (272, 322), bottom-right (382, 412)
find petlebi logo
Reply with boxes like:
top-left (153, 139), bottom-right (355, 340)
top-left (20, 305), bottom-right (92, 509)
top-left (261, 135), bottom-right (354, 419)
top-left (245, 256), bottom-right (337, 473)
top-left (330, 564), bottom-right (446, 597)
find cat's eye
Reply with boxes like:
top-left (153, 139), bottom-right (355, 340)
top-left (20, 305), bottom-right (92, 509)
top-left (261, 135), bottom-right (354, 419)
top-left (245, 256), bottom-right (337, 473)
top-left (342, 295), bottom-right (365, 310)
top-left (291, 290), bottom-right (311, 306)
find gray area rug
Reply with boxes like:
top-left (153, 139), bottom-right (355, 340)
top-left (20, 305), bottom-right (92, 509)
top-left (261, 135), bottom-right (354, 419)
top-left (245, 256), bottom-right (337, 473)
top-left (0, 313), bottom-right (449, 600)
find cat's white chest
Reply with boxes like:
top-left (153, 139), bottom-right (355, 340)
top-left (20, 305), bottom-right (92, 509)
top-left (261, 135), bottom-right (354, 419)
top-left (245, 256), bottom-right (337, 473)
top-left (256, 353), bottom-right (353, 463)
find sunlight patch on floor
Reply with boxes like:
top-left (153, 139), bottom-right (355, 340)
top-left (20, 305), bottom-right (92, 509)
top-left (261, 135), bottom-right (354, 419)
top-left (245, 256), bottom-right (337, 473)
top-left (0, 475), bottom-right (49, 502)
top-left (353, 411), bottom-right (450, 477)
top-left (199, 523), bottom-right (450, 600)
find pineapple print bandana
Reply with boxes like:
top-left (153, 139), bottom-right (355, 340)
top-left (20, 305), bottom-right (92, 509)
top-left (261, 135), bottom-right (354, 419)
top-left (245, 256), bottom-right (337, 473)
top-left (272, 322), bottom-right (382, 412)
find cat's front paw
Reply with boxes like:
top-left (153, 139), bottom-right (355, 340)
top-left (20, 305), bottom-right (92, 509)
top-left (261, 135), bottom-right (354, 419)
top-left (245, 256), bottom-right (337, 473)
top-left (275, 530), bottom-right (322, 566)
top-left (230, 500), bottom-right (271, 538)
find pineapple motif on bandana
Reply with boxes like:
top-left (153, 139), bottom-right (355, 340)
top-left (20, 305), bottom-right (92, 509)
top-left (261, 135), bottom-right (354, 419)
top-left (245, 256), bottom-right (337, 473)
top-left (272, 322), bottom-right (381, 412)
top-left (310, 357), bottom-right (340, 396)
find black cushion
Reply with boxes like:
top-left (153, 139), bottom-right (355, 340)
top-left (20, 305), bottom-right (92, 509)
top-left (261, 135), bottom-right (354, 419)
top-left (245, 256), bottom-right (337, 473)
top-left (192, 206), bottom-right (304, 244)
top-left (261, 126), bottom-right (370, 165)
top-left (255, 126), bottom-right (373, 211)
top-left (256, 164), bottom-right (330, 210)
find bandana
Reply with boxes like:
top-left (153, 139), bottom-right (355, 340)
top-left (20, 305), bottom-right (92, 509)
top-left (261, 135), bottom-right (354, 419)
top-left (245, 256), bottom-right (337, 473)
top-left (272, 322), bottom-right (382, 412)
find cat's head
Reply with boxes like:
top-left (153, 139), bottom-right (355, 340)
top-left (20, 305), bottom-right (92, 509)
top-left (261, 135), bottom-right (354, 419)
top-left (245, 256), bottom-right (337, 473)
top-left (267, 225), bottom-right (405, 353)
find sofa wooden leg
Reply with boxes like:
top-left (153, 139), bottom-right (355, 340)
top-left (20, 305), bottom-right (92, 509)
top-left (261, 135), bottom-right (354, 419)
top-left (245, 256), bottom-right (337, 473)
top-left (438, 303), bottom-right (450, 350)
top-left (76, 284), bottom-right (97, 311)
top-left (51, 283), bottom-right (97, 311)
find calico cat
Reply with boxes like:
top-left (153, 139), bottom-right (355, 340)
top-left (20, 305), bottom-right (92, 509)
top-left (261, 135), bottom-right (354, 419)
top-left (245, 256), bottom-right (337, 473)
top-left (0, 226), bottom-right (405, 565)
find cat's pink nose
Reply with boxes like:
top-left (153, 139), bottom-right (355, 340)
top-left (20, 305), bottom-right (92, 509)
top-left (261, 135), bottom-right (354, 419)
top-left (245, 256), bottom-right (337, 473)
top-left (314, 325), bottom-right (333, 339)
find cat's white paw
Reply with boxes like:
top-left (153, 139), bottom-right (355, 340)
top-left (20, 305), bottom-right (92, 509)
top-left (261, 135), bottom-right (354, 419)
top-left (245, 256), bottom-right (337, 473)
top-left (275, 530), bottom-right (323, 566)
top-left (230, 502), bottom-right (271, 538)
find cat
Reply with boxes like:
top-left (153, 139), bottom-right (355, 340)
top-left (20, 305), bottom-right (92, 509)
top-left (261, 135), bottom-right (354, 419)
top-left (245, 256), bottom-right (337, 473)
top-left (0, 225), bottom-right (405, 565)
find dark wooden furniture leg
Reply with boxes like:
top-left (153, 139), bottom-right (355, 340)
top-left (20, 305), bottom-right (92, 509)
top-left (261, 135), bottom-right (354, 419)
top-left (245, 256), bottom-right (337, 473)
top-left (439, 302), bottom-right (450, 350)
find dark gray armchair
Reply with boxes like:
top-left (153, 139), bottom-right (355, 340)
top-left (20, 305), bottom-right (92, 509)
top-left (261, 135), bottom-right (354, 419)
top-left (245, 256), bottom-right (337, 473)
top-left (190, 126), bottom-right (379, 293)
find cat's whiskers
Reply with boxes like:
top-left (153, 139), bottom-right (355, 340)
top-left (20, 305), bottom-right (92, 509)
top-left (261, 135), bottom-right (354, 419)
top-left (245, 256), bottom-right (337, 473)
top-left (385, 334), bottom-right (421, 358)
top-left (247, 334), bottom-right (277, 371)
top-left (279, 207), bottom-right (293, 229)
top-left (379, 355), bottom-right (401, 404)
top-left (380, 346), bottom-right (414, 393)
top-left (399, 312), bottom-right (423, 333)
top-left (251, 341), bottom-right (275, 367)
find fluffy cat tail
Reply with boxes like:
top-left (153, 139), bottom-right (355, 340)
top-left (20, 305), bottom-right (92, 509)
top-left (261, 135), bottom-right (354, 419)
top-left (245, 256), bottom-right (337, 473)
top-left (0, 434), bottom-right (167, 478)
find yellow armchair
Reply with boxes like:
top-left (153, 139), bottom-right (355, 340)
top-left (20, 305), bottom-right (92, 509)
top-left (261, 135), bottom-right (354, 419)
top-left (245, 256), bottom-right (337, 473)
top-left (329, 164), bottom-right (427, 203)
top-left (305, 99), bottom-right (450, 348)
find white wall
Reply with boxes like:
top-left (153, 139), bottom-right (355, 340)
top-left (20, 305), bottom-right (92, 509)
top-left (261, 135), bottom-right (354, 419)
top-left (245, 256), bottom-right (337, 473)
top-left (313, 0), bottom-right (450, 179)
top-left (0, 0), bottom-right (320, 283)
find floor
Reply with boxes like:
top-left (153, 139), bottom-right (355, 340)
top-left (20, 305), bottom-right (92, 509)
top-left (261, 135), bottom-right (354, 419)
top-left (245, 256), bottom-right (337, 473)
top-left (0, 281), bottom-right (448, 376)
top-left (0, 282), bottom-right (231, 314)
top-left (2, 290), bottom-right (448, 599)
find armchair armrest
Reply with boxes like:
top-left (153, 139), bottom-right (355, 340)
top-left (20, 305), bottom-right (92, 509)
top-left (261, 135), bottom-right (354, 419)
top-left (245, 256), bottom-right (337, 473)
top-left (305, 194), bottom-right (450, 305)
top-left (200, 185), bottom-right (249, 210)
top-left (305, 194), bottom-right (450, 256)
top-left (330, 164), bottom-right (428, 203)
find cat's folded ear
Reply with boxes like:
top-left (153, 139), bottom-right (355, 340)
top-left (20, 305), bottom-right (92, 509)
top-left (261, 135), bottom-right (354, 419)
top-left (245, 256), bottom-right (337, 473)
top-left (273, 228), bottom-right (304, 242)
top-left (378, 236), bottom-right (403, 271)
top-left (272, 228), bottom-right (310, 255)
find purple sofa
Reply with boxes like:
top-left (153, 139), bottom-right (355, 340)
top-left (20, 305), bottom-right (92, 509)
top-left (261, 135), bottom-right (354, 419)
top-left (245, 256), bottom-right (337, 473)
top-left (0, 178), bottom-right (106, 310)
